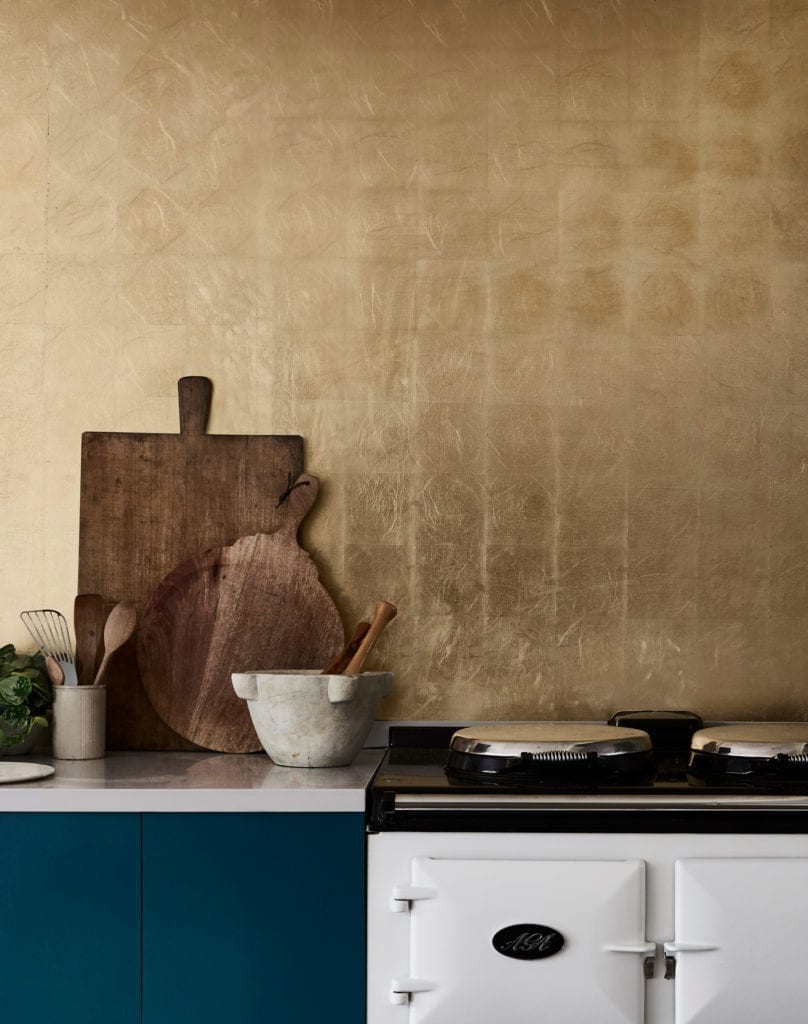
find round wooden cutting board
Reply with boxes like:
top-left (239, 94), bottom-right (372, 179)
top-left (136, 474), bottom-right (344, 753)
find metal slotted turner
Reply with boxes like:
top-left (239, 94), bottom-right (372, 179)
top-left (20, 609), bottom-right (79, 686)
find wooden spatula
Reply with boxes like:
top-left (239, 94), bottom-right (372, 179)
top-left (74, 593), bottom-right (105, 685)
top-left (93, 602), bottom-right (137, 686)
top-left (45, 655), bottom-right (64, 686)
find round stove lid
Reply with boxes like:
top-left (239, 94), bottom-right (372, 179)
top-left (450, 723), bottom-right (652, 759)
top-left (692, 724), bottom-right (808, 759)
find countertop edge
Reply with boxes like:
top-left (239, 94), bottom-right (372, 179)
top-left (0, 788), bottom-right (370, 813)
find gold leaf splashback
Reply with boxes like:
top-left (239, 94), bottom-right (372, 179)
top-left (1, 0), bottom-right (807, 723)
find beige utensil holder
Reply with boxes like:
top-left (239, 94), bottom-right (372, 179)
top-left (53, 685), bottom-right (106, 760)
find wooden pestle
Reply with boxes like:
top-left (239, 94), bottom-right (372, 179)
top-left (343, 601), bottom-right (397, 675)
top-left (322, 621), bottom-right (371, 674)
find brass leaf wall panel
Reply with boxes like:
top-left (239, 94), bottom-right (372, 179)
top-left (1, 0), bottom-right (807, 723)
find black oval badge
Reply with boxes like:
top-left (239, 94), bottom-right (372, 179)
top-left (492, 924), bottom-right (565, 960)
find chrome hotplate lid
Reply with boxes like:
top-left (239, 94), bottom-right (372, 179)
top-left (450, 723), bottom-right (652, 759)
top-left (692, 724), bottom-right (808, 759)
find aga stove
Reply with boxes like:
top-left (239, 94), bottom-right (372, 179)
top-left (366, 712), bottom-right (808, 1024)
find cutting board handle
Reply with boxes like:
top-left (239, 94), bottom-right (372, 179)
top-left (178, 377), bottom-right (213, 436)
top-left (279, 473), bottom-right (319, 535)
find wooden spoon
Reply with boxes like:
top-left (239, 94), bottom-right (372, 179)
top-left (321, 621), bottom-right (371, 675)
top-left (92, 601), bottom-right (137, 686)
top-left (343, 601), bottom-right (397, 675)
top-left (45, 655), bottom-right (64, 687)
top-left (74, 593), bottom-right (105, 685)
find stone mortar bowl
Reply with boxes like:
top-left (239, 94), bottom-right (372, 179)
top-left (231, 669), bottom-right (393, 767)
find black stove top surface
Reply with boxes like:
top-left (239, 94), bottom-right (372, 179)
top-left (367, 725), bottom-right (808, 834)
top-left (373, 725), bottom-right (808, 792)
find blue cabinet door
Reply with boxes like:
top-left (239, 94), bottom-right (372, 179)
top-left (142, 813), bottom-right (365, 1024)
top-left (0, 813), bottom-right (140, 1024)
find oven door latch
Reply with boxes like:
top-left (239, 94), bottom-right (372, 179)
top-left (390, 978), bottom-right (436, 1005)
top-left (662, 940), bottom-right (718, 979)
top-left (390, 884), bottom-right (437, 913)
top-left (605, 941), bottom-right (658, 979)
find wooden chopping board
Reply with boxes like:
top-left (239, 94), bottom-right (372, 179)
top-left (136, 474), bottom-right (344, 753)
top-left (78, 377), bottom-right (304, 750)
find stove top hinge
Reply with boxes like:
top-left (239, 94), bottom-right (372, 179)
top-left (390, 978), bottom-right (436, 1005)
top-left (390, 884), bottom-right (437, 913)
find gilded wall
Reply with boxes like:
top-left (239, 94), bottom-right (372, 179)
top-left (2, 0), bottom-right (807, 721)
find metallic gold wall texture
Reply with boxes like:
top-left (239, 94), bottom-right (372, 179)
top-left (1, 0), bottom-right (807, 721)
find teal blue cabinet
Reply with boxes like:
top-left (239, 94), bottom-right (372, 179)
top-left (0, 813), bottom-right (140, 1024)
top-left (0, 811), bottom-right (365, 1024)
top-left (143, 813), bottom-right (366, 1024)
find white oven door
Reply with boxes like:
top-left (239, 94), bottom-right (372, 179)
top-left (393, 856), bottom-right (653, 1024)
top-left (668, 858), bottom-right (808, 1024)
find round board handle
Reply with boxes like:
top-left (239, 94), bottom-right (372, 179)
top-left (178, 377), bottom-right (213, 436)
top-left (278, 473), bottom-right (320, 535)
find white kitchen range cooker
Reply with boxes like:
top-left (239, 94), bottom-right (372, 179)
top-left (366, 712), bottom-right (808, 1024)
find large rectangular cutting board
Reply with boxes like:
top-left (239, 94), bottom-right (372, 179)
top-left (78, 377), bottom-right (304, 749)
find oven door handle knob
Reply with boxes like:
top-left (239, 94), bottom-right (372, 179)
top-left (390, 885), bottom-right (437, 912)
top-left (391, 978), bottom-right (436, 1005)
top-left (663, 941), bottom-right (718, 953)
top-left (605, 941), bottom-right (657, 956)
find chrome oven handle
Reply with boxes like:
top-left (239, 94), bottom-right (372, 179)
top-left (392, 793), bottom-right (808, 811)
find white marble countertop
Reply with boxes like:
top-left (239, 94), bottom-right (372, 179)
top-left (0, 749), bottom-right (384, 812)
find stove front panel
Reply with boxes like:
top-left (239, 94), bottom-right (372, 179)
top-left (368, 832), bottom-right (808, 1024)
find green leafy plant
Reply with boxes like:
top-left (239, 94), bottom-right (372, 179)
top-left (0, 644), bottom-right (51, 749)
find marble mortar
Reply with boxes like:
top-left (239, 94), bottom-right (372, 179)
top-left (231, 669), bottom-right (392, 768)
